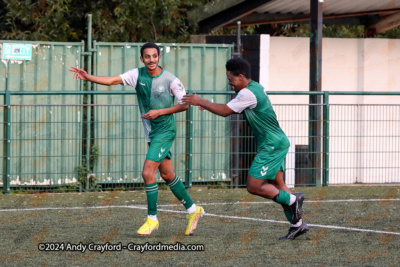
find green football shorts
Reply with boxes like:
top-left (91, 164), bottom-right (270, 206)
top-left (146, 138), bottom-right (174, 162)
top-left (248, 147), bottom-right (289, 180)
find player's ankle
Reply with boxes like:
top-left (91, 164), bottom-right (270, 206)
top-left (291, 219), bottom-right (302, 227)
top-left (187, 204), bottom-right (197, 214)
top-left (148, 215), bottom-right (158, 221)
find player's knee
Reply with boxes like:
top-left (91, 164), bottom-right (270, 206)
top-left (273, 171), bottom-right (286, 188)
top-left (141, 170), bottom-right (153, 181)
top-left (268, 179), bottom-right (278, 186)
top-left (273, 180), bottom-right (285, 189)
top-left (246, 184), bottom-right (258, 195)
top-left (160, 172), bottom-right (174, 181)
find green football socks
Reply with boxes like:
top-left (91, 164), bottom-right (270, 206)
top-left (282, 207), bottom-right (294, 224)
top-left (145, 182), bottom-right (158, 216)
top-left (274, 189), bottom-right (291, 205)
top-left (167, 175), bottom-right (194, 210)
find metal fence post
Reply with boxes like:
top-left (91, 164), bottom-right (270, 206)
top-left (77, 14), bottom-right (94, 191)
top-left (185, 102), bottom-right (193, 189)
top-left (3, 60), bottom-right (11, 194)
top-left (322, 91), bottom-right (330, 186)
top-left (86, 14), bottom-right (93, 191)
top-left (309, 0), bottom-right (323, 186)
top-left (184, 47), bottom-right (194, 189)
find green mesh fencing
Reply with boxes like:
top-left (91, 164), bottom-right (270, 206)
top-left (1, 92), bottom-right (399, 193)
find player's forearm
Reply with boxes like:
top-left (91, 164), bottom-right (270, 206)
top-left (159, 103), bottom-right (189, 115)
top-left (86, 75), bottom-right (122, 86)
top-left (199, 99), bottom-right (233, 117)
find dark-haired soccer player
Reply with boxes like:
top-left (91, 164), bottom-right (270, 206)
top-left (70, 42), bottom-right (204, 236)
top-left (182, 57), bottom-right (308, 240)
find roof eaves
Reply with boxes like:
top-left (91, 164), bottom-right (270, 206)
top-left (188, 0), bottom-right (245, 23)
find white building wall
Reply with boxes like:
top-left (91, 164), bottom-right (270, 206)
top-left (259, 35), bottom-right (400, 184)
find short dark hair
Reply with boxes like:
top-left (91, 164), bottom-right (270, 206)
top-left (140, 42), bottom-right (160, 57)
top-left (225, 57), bottom-right (251, 79)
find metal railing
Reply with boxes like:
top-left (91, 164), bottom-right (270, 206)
top-left (1, 91), bottom-right (400, 193)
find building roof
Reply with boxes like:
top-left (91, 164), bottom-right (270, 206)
top-left (189, 0), bottom-right (400, 34)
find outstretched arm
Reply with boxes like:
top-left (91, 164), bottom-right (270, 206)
top-left (69, 66), bottom-right (122, 86)
top-left (140, 104), bottom-right (188, 120)
top-left (182, 94), bottom-right (235, 117)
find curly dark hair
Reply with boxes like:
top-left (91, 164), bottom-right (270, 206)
top-left (140, 42), bottom-right (160, 57)
top-left (225, 57), bottom-right (251, 79)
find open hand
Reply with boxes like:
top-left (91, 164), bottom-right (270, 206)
top-left (182, 94), bottom-right (203, 106)
top-left (69, 66), bottom-right (88, 80)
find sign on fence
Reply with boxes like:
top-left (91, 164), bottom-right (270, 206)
top-left (2, 43), bottom-right (32, 60)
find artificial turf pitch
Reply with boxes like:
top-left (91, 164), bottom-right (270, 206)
top-left (0, 186), bottom-right (399, 266)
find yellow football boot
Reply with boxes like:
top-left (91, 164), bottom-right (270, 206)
top-left (137, 218), bottom-right (159, 236)
top-left (185, 206), bottom-right (205, 236)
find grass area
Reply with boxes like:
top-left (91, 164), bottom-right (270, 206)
top-left (0, 186), bottom-right (399, 266)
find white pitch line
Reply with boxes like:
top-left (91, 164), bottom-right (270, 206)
top-left (1, 198), bottom-right (399, 211)
top-left (306, 223), bottom-right (400, 235)
top-left (154, 208), bottom-right (400, 236)
top-left (157, 198), bottom-right (400, 207)
top-left (0, 204), bottom-right (399, 236)
top-left (157, 202), bottom-right (271, 207)
top-left (0, 198), bottom-right (398, 211)
top-left (307, 198), bottom-right (400, 203)
top-left (0, 205), bottom-right (147, 212)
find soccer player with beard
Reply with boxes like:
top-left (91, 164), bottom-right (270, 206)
top-left (70, 42), bottom-right (204, 236)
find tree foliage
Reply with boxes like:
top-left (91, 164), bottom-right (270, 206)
top-left (282, 24), bottom-right (367, 38)
top-left (376, 26), bottom-right (400, 39)
top-left (89, 0), bottom-right (209, 42)
top-left (1, 1), bottom-right (398, 42)
top-left (0, 0), bottom-right (211, 42)
top-left (1, 0), bottom-right (78, 41)
top-left (211, 23), bottom-right (399, 39)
